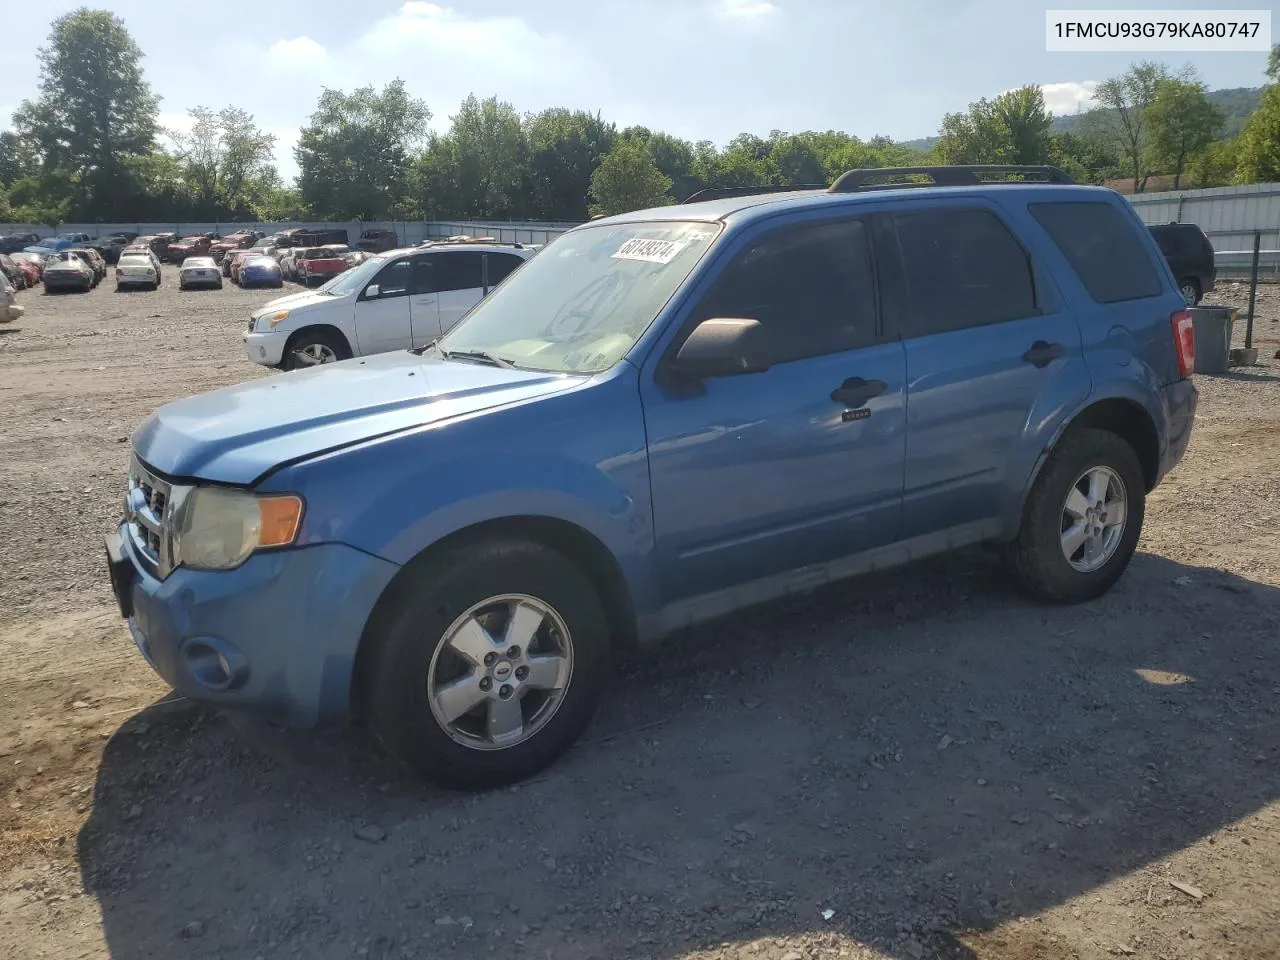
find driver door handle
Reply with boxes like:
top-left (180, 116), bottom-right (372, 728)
top-left (1023, 340), bottom-right (1066, 368)
top-left (830, 377), bottom-right (887, 408)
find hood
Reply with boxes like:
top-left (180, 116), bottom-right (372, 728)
top-left (132, 350), bottom-right (588, 484)
top-left (249, 289), bottom-right (334, 319)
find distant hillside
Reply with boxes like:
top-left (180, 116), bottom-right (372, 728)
top-left (896, 85), bottom-right (1262, 154)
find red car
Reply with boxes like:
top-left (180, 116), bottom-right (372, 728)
top-left (167, 234), bottom-right (215, 262)
top-left (10, 254), bottom-right (43, 287)
top-left (210, 230), bottom-right (264, 261)
top-left (296, 245), bottom-right (351, 286)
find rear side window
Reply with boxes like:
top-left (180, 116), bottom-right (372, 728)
top-left (1031, 201), bottom-right (1163, 304)
top-left (435, 252), bottom-right (485, 292)
top-left (894, 208), bottom-right (1037, 336)
top-left (692, 218), bottom-right (878, 364)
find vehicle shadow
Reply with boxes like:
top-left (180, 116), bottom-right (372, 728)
top-left (1201, 369), bottom-right (1280, 384)
top-left (79, 550), bottom-right (1280, 959)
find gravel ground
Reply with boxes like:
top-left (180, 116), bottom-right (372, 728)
top-left (0, 272), bottom-right (1277, 960)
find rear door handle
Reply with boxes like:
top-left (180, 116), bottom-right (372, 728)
top-left (1023, 340), bottom-right (1067, 368)
top-left (830, 377), bottom-right (887, 408)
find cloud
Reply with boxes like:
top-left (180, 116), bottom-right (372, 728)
top-left (268, 36), bottom-right (327, 62)
top-left (1038, 81), bottom-right (1098, 116)
top-left (715, 0), bottom-right (778, 21)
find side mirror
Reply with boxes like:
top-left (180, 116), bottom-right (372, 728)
top-left (667, 318), bottom-right (770, 378)
top-left (364, 284), bottom-right (381, 299)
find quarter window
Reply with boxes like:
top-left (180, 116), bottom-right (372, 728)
top-left (894, 208), bottom-right (1038, 336)
top-left (1030, 201), bottom-right (1163, 304)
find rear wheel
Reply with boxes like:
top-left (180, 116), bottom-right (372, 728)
top-left (281, 329), bottom-right (352, 370)
top-left (1178, 278), bottom-right (1201, 307)
top-left (1005, 427), bottom-right (1146, 604)
top-left (362, 539), bottom-right (610, 789)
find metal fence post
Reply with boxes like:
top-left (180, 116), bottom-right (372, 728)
top-left (1246, 231), bottom-right (1260, 351)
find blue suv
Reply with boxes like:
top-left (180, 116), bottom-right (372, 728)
top-left (104, 166), bottom-right (1199, 788)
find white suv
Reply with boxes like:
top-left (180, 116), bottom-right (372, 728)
top-left (243, 242), bottom-right (536, 369)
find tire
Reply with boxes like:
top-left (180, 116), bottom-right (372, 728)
top-left (281, 329), bottom-right (352, 370)
top-left (361, 539), bottom-right (611, 789)
top-left (1005, 427), bottom-right (1146, 604)
top-left (1178, 279), bottom-right (1201, 307)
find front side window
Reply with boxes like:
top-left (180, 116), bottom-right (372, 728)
top-left (371, 258), bottom-right (411, 298)
top-left (689, 218), bottom-right (878, 364)
top-left (895, 208), bottom-right (1038, 336)
top-left (438, 220), bottom-right (720, 374)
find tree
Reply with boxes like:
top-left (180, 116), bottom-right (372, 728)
top-left (620, 128), bottom-right (699, 202)
top-left (295, 79), bottom-right (430, 219)
top-left (14, 8), bottom-right (159, 219)
top-left (934, 86), bottom-right (1053, 166)
top-left (1051, 131), bottom-right (1122, 184)
top-left (1268, 42), bottom-right (1280, 82)
top-left (445, 95), bottom-right (529, 219)
top-left (0, 132), bottom-right (33, 187)
top-left (1147, 78), bottom-right (1223, 188)
top-left (523, 108), bottom-right (616, 220)
top-left (588, 141), bottom-right (673, 216)
top-left (169, 107), bottom-right (277, 217)
top-left (1188, 138), bottom-right (1237, 187)
top-left (1085, 62), bottom-right (1171, 193)
top-left (1236, 90), bottom-right (1280, 184)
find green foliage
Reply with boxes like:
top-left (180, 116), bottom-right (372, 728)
top-left (169, 107), bottom-right (279, 218)
top-left (935, 87), bottom-right (1055, 166)
top-left (1147, 79), bottom-right (1224, 188)
top-left (588, 141), bottom-right (673, 217)
top-left (1235, 85), bottom-right (1280, 183)
top-left (1086, 61), bottom-right (1174, 192)
top-left (523, 108), bottom-right (617, 220)
top-left (14, 7), bottom-right (160, 219)
top-left (1187, 138), bottom-right (1237, 187)
top-left (295, 78), bottom-right (429, 219)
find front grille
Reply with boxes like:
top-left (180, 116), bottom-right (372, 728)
top-left (125, 456), bottom-right (189, 578)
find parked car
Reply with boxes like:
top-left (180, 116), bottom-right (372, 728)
top-left (244, 241), bottom-right (533, 368)
top-left (145, 233), bottom-right (180, 262)
top-left (1147, 221), bottom-right (1216, 307)
top-left (10, 252), bottom-right (45, 285)
top-left (1, 274), bottom-right (22, 322)
top-left (0, 253), bottom-right (27, 290)
top-left (107, 166), bottom-right (1199, 789)
top-left (239, 255), bottom-right (283, 289)
top-left (210, 230), bottom-right (265, 261)
top-left (115, 252), bottom-right (162, 291)
top-left (0, 233), bottom-right (43, 254)
top-left (296, 245), bottom-right (351, 286)
top-left (278, 227), bottom-right (350, 249)
top-left (179, 256), bottom-right (224, 290)
top-left (356, 228), bottom-right (399, 253)
top-left (278, 247), bottom-right (308, 281)
top-left (121, 245), bottom-right (163, 275)
top-left (67, 248), bottom-right (107, 281)
top-left (168, 235), bottom-right (215, 262)
top-left (42, 232), bottom-right (92, 252)
top-left (41, 255), bottom-right (95, 293)
top-left (90, 233), bottom-right (138, 265)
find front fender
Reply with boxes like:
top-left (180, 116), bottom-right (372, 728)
top-left (260, 372), bottom-right (661, 616)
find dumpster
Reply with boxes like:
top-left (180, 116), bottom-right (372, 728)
top-left (1189, 306), bottom-right (1235, 374)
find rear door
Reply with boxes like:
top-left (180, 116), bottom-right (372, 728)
top-left (434, 252), bottom-right (486, 332)
top-left (352, 256), bottom-right (414, 354)
top-left (885, 201), bottom-right (1090, 538)
top-left (408, 255), bottom-right (441, 346)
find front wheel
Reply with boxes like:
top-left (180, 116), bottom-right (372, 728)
top-left (281, 329), bottom-right (352, 370)
top-left (362, 540), bottom-right (611, 789)
top-left (1004, 428), bottom-right (1146, 604)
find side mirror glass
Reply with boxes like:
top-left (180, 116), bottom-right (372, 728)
top-left (667, 318), bottom-right (770, 378)
top-left (364, 284), bottom-right (381, 299)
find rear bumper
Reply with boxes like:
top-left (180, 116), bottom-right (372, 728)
top-left (1157, 378), bottom-right (1198, 483)
top-left (107, 526), bottom-right (400, 727)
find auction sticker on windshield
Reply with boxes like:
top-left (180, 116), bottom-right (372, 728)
top-left (612, 237), bottom-right (687, 264)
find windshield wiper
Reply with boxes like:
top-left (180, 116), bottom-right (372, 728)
top-left (440, 348), bottom-right (516, 369)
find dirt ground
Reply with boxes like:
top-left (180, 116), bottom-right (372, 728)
top-left (0, 271), bottom-right (1277, 960)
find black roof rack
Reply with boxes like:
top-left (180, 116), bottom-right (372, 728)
top-left (682, 184), bottom-right (827, 204)
top-left (829, 165), bottom-right (1075, 192)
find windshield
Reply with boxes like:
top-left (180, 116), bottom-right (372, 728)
top-left (318, 254), bottom-right (387, 296)
top-left (437, 221), bottom-right (720, 374)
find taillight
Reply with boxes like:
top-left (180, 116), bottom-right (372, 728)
top-left (1171, 309), bottom-right (1195, 378)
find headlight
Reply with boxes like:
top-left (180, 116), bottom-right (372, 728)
top-left (173, 487), bottom-right (304, 570)
top-left (267, 310), bottom-right (290, 328)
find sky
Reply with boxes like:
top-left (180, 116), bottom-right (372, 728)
top-left (0, 0), bottom-right (1275, 182)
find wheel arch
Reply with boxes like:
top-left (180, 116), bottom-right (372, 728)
top-left (281, 323), bottom-right (354, 360)
top-left (349, 514), bottom-right (638, 723)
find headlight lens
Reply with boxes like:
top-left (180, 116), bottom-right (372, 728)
top-left (268, 310), bottom-right (290, 327)
top-left (174, 487), bottom-right (304, 570)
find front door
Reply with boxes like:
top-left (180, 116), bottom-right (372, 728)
top-left (641, 215), bottom-right (907, 603)
top-left (353, 257), bottom-right (413, 355)
top-left (885, 203), bottom-right (1091, 538)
